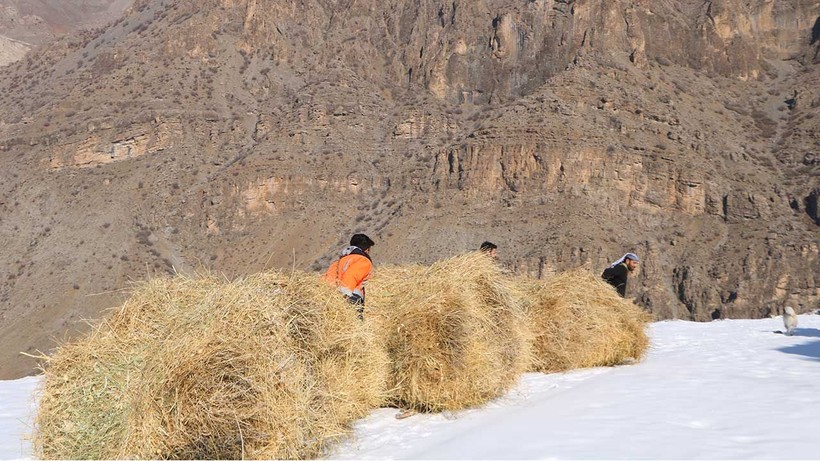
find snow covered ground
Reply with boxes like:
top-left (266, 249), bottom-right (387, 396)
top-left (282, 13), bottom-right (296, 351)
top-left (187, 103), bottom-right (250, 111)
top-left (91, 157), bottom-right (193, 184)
top-left (0, 376), bottom-right (38, 460)
top-left (2, 315), bottom-right (819, 460)
top-left (332, 314), bottom-right (820, 460)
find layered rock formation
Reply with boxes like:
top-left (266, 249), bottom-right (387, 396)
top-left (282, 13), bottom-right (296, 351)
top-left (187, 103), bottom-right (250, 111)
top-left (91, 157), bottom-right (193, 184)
top-left (0, 0), bottom-right (817, 378)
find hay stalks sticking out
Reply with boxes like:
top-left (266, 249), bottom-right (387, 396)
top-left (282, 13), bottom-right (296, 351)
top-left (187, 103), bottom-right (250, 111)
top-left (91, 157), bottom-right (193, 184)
top-left (523, 268), bottom-right (651, 373)
top-left (368, 252), bottom-right (532, 412)
top-left (34, 272), bottom-right (388, 460)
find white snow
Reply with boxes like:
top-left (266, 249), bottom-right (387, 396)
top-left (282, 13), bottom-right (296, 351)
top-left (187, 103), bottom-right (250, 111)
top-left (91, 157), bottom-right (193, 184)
top-left (2, 315), bottom-right (819, 460)
top-left (330, 315), bottom-right (820, 460)
top-left (0, 376), bottom-right (38, 460)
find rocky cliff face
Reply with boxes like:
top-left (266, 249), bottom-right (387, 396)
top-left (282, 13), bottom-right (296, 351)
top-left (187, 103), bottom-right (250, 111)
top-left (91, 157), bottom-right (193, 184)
top-left (194, 0), bottom-right (819, 100)
top-left (0, 0), bottom-right (817, 378)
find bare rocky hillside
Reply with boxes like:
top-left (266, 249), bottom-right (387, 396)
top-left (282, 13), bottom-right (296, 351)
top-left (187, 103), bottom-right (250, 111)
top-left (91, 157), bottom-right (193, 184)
top-left (0, 0), bottom-right (132, 65)
top-left (0, 0), bottom-right (818, 379)
top-left (0, 34), bottom-right (27, 66)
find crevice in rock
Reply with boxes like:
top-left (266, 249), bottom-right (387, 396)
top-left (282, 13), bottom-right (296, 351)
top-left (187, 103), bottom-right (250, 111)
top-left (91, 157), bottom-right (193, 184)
top-left (805, 189), bottom-right (819, 225)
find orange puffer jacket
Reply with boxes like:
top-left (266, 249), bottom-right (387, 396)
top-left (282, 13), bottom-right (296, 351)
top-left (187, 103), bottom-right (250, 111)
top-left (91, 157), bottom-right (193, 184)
top-left (324, 246), bottom-right (372, 303)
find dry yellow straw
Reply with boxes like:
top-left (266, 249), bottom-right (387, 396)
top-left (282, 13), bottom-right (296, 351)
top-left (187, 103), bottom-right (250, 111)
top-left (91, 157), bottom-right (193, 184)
top-left (33, 260), bottom-right (651, 459)
top-left (522, 268), bottom-right (651, 373)
top-left (34, 272), bottom-right (387, 459)
top-left (368, 252), bottom-right (532, 412)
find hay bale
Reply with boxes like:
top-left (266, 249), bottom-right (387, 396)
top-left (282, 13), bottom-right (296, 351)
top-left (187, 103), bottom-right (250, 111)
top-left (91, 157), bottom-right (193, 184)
top-left (32, 326), bottom-right (136, 459)
top-left (34, 272), bottom-right (388, 459)
top-left (368, 253), bottom-right (531, 412)
top-left (523, 269), bottom-right (651, 373)
top-left (253, 272), bottom-right (389, 423)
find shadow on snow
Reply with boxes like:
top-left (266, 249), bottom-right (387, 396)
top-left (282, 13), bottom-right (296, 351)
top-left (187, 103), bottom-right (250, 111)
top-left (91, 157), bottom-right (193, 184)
top-left (771, 328), bottom-right (820, 338)
top-left (777, 338), bottom-right (820, 362)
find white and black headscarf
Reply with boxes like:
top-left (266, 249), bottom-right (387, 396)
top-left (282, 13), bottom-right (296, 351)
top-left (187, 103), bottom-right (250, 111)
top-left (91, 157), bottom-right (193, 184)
top-left (609, 252), bottom-right (640, 268)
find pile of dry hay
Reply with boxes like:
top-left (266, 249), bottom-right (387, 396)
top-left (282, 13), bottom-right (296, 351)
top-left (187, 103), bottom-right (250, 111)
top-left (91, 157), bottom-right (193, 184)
top-left (34, 255), bottom-right (652, 458)
top-left (522, 268), bottom-right (652, 373)
top-left (367, 252), bottom-right (532, 412)
top-left (34, 272), bottom-right (388, 460)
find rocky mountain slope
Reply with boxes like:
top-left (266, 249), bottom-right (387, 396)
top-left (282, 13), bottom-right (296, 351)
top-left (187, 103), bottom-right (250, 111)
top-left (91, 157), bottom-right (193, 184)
top-left (0, 0), bottom-right (132, 65)
top-left (0, 0), bottom-right (818, 379)
top-left (0, 34), bottom-right (27, 66)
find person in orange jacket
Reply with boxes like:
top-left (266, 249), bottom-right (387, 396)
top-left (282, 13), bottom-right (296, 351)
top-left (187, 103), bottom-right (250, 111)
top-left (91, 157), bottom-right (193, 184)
top-left (324, 234), bottom-right (375, 315)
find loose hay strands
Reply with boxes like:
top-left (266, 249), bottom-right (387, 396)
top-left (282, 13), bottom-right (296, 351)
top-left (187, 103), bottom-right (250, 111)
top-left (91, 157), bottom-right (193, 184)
top-left (253, 272), bottom-right (389, 424)
top-left (367, 253), bottom-right (532, 412)
top-left (522, 268), bottom-right (652, 373)
top-left (34, 272), bottom-right (388, 460)
top-left (33, 257), bottom-right (650, 458)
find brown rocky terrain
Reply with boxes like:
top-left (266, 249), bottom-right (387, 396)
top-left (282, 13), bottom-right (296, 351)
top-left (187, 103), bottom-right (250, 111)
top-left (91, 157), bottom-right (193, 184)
top-left (0, 0), bottom-right (818, 379)
top-left (0, 34), bottom-right (27, 66)
top-left (0, 0), bottom-right (132, 65)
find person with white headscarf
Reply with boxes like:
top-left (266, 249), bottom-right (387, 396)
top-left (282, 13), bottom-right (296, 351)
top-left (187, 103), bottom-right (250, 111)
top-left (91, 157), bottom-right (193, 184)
top-left (601, 252), bottom-right (640, 297)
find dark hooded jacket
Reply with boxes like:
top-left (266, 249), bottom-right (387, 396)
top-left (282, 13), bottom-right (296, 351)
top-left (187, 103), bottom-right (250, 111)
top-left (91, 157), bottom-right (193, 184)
top-left (602, 263), bottom-right (629, 298)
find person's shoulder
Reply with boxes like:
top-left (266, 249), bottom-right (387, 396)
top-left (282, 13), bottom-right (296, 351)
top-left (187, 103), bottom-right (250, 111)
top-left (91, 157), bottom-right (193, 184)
top-left (613, 263), bottom-right (628, 274)
top-left (603, 264), bottom-right (626, 273)
top-left (348, 253), bottom-right (372, 264)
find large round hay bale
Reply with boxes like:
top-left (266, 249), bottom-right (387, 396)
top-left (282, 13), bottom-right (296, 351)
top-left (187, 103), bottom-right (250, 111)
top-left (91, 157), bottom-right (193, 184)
top-left (524, 269), bottom-right (651, 373)
top-left (253, 272), bottom-right (389, 423)
top-left (368, 253), bottom-right (531, 412)
top-left (34, 272), bottom-right (388, 460)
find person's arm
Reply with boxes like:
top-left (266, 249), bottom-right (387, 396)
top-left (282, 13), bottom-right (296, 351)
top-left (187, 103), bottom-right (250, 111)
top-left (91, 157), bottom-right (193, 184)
top-left (324, 260), bottom-right (340, 283)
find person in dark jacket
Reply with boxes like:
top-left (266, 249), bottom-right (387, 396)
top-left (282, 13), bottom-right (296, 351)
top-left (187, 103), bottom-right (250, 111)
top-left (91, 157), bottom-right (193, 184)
top-left (602, 253), bottom-right (639, 298)
top-left (479, 241), bottom-right (498, 258)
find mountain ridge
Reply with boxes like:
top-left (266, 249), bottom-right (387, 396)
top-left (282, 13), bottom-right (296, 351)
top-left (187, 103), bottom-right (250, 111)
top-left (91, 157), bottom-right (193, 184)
top-left (0, 0), bottom-right (818, 379)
